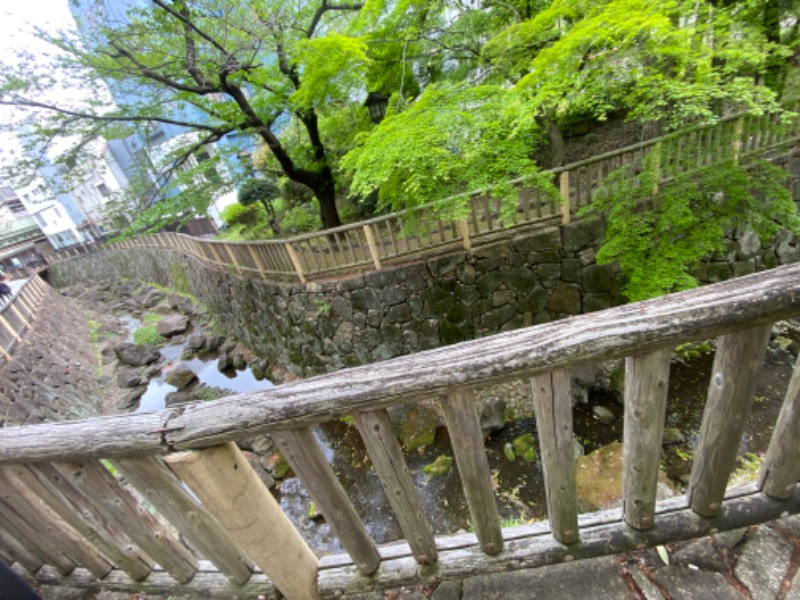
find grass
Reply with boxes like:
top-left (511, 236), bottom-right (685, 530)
top-left (133, 324), bottom-right (165, 346)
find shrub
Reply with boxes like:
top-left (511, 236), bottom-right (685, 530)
top-left (133, 324), bottom-right (165, 346)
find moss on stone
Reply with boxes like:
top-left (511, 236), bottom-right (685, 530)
top-left (423, 454), bottom-right (453, 476)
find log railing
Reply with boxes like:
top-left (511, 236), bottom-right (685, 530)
top-left (0, 275), bottom-right (47, 363)
top-left (1, 264), bottom-right (800, 598)
top-left (94, 109), bottom-right (800, 284)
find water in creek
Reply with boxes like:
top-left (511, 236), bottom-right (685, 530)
top-left (120, 315), bottom-right (273, 414)
top-left (120, 310), bottom-right (799, 555)
top-left (277, 342), bottom-right (798, 555)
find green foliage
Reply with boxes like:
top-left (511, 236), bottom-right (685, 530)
top-left (221, 203), bottom-right (264, 228)
top-left (133, 324), bottom-right (165, 346)
top-left (238, 179), bottom-right (280, 207)
top-left (342, 83), bottom-right (551, 218)
top-left (582, 147), bottom-right (800, 300)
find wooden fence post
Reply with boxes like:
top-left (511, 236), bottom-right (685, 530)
top-left (650, 142), bottom-right (661, 197)
top-left (759, 354), bottom-right (800, 499)
top-left (623, 349), bottom-right (671, 530)
top-left (442, 388), bottom-right (504, 555)
top-left (560, 171), bottom-right (571, 224)
top-left (0, 314), bottom-right (22, 344)
top-left (531, 370), bottom-right (578, 544)
top-left (457, 218), bottom-right (472, 251)
top-left (222, 244), bottom-right (243, 276)
top-left (688, 324), bottom-right (771, 517)
top-left (165, 442), bottom-right (320, 600)
top-left (732, 117), bottom-right (744, 163)
top-left (284, 242), bottom-right (308, 284)
top-left (362, 225), bottom-right (382, 271)
top-left (246, 245), bottom-right (268, 279)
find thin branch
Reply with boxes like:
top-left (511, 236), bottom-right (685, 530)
top-left (307, 0), bottom-right (364, 38)
top-left (107, 43), bottom-right (218, 94)
top-left (149, 0), bottom-right (229, 55)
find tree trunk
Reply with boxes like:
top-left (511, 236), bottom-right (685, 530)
top-left (763, 0), bottom-right (787, 98)
top-left (315, 185), bottom-right (342, 230)
top-left (548, 122), bottom-right (566, 168)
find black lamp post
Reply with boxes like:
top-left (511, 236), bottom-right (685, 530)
top-left (364, 92), bottom-right (389, 123)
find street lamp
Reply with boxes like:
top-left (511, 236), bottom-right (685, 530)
top-left (364, 92), bottom-right (389, 123)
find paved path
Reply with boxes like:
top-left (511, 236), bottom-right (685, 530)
top-left (347, 516), bottom-right (800, 600)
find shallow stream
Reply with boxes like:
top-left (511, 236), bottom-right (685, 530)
top-left (119, 311), bottom-right (799, 555)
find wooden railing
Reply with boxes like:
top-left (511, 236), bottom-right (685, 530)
top-left (0, 275), bottom-right (47, 363)
top-left (1, 264), bottom-right (800, 597)
top-left (99, 109), bottom-right (800, 284)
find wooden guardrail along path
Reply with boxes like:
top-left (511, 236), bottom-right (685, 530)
top-left (0, 275), bottom-right (47, 363)
top-left (91, 108), bottom-right (800, 285)
top-left (0, 264), bottom-right (800, 598)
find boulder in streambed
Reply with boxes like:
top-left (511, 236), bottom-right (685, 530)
top-left (156, 314), bottom-right (190, 337)
top-left (164, 365), bottom-right (197, 390)
top-left (114, 342), bottom-right (160, 367)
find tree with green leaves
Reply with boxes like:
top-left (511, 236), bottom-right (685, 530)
top-left (1, 0), bottom-right (375, 231)
top-left (238, 178), bottom-right (281, 235)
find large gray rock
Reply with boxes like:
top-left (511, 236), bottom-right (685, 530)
top-left (114, 343), bottom-right (160, 367)
top-left (165, 366), bottom-right (197, 390)
top-left (156, 314), bottom-right (190, 337)
top-left (116, 369), bottom-right (142, 389)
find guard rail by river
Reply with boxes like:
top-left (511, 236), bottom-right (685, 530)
top-left (98, 109), bottom-right (800, 285)
top-left (0, 264), bottom-right (799, 598)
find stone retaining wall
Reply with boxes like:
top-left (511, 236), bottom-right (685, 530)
top-left (49, 207), bottom-right (800, 378)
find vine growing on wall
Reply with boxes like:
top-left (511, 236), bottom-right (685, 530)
top-left (581, 148), bottom-right (800, 301)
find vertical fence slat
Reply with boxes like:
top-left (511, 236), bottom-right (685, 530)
top-left (531, 370), bottom-right (578, 545)
top-left (688, 324), bottom-right (772, 517)
top-left (363, 225), bottom-right (382, 271)
top-left (272, 426), bottom-right (380, 575)
top-left (356, 409), bottom-right (438, 565)
top-left (114, 455), bottom-right (255, 585)
top-left (441, 389), bottom-right (503, 555)
top-left (622, 349), bottom-right (671, 530)
top-left (0, 469), bottom-right (114, 578)
top-left (0, 503), bottom-right (76, 575)
top-left (164, 442), bottom-right (317, 600)
top-left (52, 460), bottom-right (198, 583)
top-left (2, 463), bottom-right (153, 581)
top-left (759, 354), bottom-right (800, 499)
top-left (0, 525), bottom-right (43, 573)
top-left (285, 243), bottom-right (308, 284)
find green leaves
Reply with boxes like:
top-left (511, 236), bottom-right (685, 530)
top-left (292, 33), bottom-right (370, 110)
top-left (341, 83), bottom-right (547, 218)
top-left (583, 145), bottom-right (800, 301)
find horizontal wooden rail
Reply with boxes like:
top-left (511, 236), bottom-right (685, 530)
top-left (2, 263), bottom-right (799, 463)
top-left (3, 264), bottom-right (800, 599)
top-left (78, 107), bottom-right (800, 284)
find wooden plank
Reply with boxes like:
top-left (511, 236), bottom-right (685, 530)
top-left (0, 469), bottom-right (114, 578)
top-left (164, 443), bottom-right (318, 600)
top-left (113, 455), bottom-right (254, 584)
top-left (363, 225), bottom-right (382, 271)
top-left (317, 488), bottom-right (800, 599)
top-left (0, 523), bottom-right (44, 573)
top-left (0, 497), bottom-right (77, 576)
top-left (246, 244), bottom-right (268, 279)
top-left (284, 242), bottom-right (307, 283)
top-left (2, 265), bottom-right (800, 463)
top-left (2, 463), bottom-right (153, 581)
top-left (441, 389), bottom-right (503, 555)
top-left (530, 370), bottom-right (578, 544)
top-left (355, 409), bottom-right (437, 565)
top-left (622, 349), bottom-right (671, 530)
top-left (759, 354), bottom-right (800, 499)
top-left (52, 460), bottom-right (198, 583)
top-left (26, 561), bottom-right (279, 598)
top-left (560, 171), bottom-right (570, 224)
top-left (221, 244), bottom-right (243, 276)
top-left (272, 427), bottom-right (380, 574)
top-left (457, 219), bottom-right (471, 251)
top-left (688, 324), bottom-right (772, 517)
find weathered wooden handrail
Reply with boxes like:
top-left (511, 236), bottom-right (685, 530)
top-left (2, 265), bottom-right (800, 597)
top-left (0, 275), bottom-right (47, 362)
top-left (77, 107), bottom-right (799, 284)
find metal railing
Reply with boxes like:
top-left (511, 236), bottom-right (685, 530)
top-left (99, 109), bottom-right (800, 284)
top-left (1, 265), bottom-right (799, 598)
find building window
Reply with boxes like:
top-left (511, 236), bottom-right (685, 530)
top-left (96, 183), bottom-right (110, 197)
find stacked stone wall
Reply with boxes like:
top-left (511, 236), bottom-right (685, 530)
top-left (49, 203), bottom-right (800, 378)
